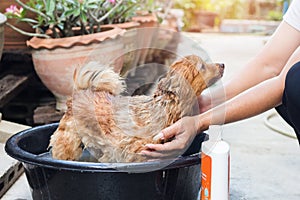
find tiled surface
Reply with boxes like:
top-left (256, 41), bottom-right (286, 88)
top-left (0, 118), bottom-right (30, 198)
top-left (1, 174), bottom-right (31, 200)
top-left (0, 142), bottom-right (23, 198)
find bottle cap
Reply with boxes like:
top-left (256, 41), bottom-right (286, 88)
top-left (208, 125), bottom-right (222, 141)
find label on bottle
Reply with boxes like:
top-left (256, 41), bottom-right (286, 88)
top-left (201, 152), bottom-right (212, 200)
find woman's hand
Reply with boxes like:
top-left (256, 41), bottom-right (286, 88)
top-left (141, 116), bottom-right (201, 159)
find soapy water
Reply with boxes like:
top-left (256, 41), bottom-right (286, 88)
top-left (36, 150), bottom-right (99, 162)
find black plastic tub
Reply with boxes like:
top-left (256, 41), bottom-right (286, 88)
top-left (5, 123), bottom-right (206, 200)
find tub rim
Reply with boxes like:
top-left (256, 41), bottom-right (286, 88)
top-left (5, 123), bottom-right (201, 173)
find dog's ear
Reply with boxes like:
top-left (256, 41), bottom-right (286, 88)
top-left (170, 55), bottom-right (200, 70)
top-left (184, 55), bottom-right (198, 61)
top-left (169, 59), bottom-right (184, 70)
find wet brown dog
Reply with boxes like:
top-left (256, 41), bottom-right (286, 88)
top-left (49, 55), bottom-right (224, 162)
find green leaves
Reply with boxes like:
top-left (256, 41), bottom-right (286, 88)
top-left (45, 0), bottom-right (56, 16)
top-left (6, 0), bottom-right (148, 38)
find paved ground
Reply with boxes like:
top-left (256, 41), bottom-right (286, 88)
top-left (185, 32), bottom-right (300, 199)
top-left (2, 32), bottom-right (300, 199)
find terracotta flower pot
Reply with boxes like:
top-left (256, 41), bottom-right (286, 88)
top-left (188, 10), bottom-right (218, 32)
top-left (27, 27), bottom-right (126, 111)
top-left (0, 13), bottom-right (7, 60)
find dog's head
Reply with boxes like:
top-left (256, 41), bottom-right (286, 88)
top-left (169, 55), bottom-right (224, 96)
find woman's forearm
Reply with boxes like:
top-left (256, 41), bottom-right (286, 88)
top-left (198, 38), bottom-right (300, 133)
top-left (197, 76), bottom-right (284, 132)
top-left (204, 21), bottom-right (300, 107)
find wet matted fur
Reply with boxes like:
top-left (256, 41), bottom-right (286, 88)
top-left (49, 55), bottom-right (224, 162)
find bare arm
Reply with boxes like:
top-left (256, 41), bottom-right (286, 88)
top-left (199, 21), bottom-right (300, 112)
top-left (199, 45), bottom-right (300, 130)
top-left (200, 74), bottom-right (284, 131)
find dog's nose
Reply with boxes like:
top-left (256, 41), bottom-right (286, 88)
top-left (218, 63), bottom-right (225, 69)
top-left (218, 63), bottom-right (225, 76)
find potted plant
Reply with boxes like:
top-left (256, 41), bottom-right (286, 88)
top-left (0, 1), bottom-right (33, 51)
top-left (4, 0), bottom-right (142, 111)
top-left (174, 0), bottom-right (219, 32)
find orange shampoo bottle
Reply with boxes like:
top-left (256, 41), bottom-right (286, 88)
top-left (201, 125), bottom-right (230, 200)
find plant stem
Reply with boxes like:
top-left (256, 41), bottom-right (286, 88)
top-left (114, 4), bottom-right (136, 23)
top-left (5, 22), bottom-right (50, 38)
top-left (89, 0), bottom-right (123, 24)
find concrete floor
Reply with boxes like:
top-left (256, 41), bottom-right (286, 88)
top-left (2, 32), bottom-right (300, 199)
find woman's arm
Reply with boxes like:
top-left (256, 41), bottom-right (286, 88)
top-left (201, 45), bottom-right (300, 128)
top-left (142, 75), bottom-right (284, 158)
top-left (199, 21), bottom-right (300, 112)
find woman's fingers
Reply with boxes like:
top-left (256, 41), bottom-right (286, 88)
top-left (144, 116), bottom-right (199, 159)
top-left (153, 120), bottom-right (181, 141)
top-left (145, 142), bottom-right (180, 152)
top-left (141, 143), bottom-right (180, 158)
top-left (140, 149), bottom-right (168, 158)
top-left (141, 138), bottom-right (186, 158)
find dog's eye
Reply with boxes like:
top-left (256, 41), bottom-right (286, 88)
top-left (200, 64), bottom-right (206, 71)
